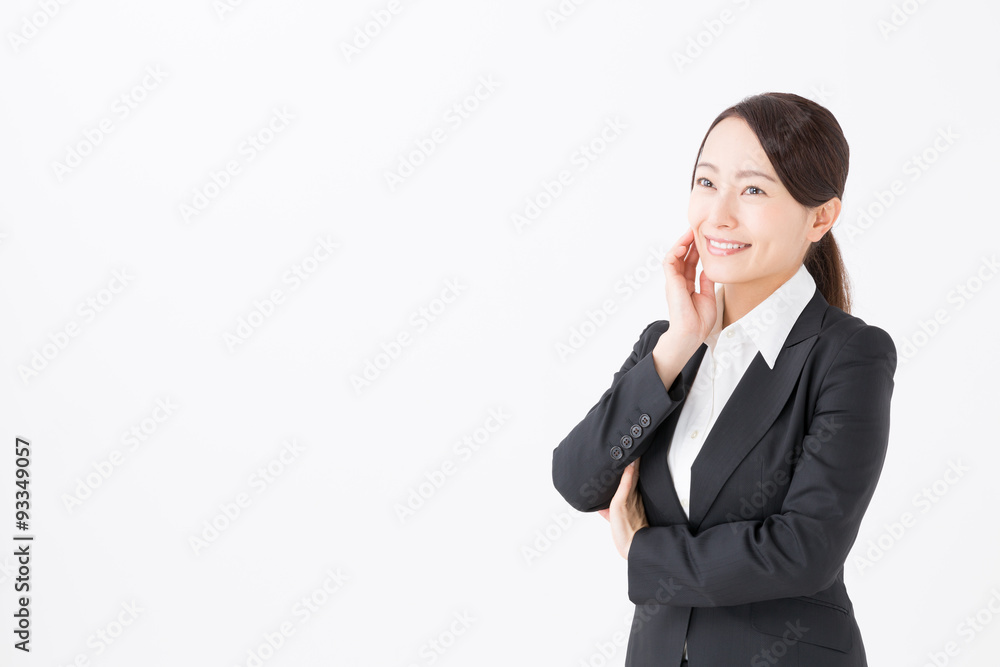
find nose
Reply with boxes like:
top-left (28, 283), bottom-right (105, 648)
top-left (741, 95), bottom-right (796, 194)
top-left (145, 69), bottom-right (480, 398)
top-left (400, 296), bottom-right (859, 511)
top-left (701, 189), bottom-right (738, 233)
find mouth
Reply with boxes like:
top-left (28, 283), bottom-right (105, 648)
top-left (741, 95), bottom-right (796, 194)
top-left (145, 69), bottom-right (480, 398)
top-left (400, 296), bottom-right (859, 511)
top-left (704, 235), bottom-right (751, 257)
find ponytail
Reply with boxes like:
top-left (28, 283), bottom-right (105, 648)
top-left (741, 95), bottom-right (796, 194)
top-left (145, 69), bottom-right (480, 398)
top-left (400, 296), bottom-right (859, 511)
top-left (804, 231), bottom-right (851, 314)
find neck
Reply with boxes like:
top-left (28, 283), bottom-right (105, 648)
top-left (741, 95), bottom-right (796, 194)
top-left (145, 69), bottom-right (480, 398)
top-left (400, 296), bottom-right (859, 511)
top-left (721, 268), bottom-right (798, 329)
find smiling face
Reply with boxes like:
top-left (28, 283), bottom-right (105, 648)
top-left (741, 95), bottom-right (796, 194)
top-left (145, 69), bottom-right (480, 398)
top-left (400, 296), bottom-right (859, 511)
top-left (688, 116), bottom-right (836, 295)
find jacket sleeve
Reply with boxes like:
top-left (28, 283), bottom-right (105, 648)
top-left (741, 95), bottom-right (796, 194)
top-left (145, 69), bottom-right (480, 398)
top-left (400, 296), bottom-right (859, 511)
top-left (552, 320), bottom-right (692, 513)
top-left (626, 324), bottom-right (897, 607)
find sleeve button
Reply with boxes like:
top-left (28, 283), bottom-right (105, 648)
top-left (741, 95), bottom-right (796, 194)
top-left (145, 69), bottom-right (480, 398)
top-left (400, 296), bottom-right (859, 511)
top-left (610, 446), bottom-right (623, 460)
top-left (620, 435), bottom-right (633, 449)
top-left (639, 413), bottom-right (651, 427)
top-left (630, 424), bottom-right (642, 438)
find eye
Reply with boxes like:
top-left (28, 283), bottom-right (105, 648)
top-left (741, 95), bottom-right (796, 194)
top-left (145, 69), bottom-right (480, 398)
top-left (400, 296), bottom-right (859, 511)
top-left (745, 185), bottom-right (765, 195)
top-left (697, 177), bottom-right (713, 188)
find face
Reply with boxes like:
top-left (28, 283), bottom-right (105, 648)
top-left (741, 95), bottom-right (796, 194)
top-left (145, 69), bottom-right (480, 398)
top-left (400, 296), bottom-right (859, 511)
top-left (688, 116), bottom-right (836, 292)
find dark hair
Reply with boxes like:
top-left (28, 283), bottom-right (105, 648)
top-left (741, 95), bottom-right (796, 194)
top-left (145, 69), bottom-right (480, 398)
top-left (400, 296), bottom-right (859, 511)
top-left (689, 92), bottom-right (852, 313)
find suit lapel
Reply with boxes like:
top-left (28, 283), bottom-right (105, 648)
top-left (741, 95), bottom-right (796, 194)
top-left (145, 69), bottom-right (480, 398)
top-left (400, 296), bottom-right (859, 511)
top-left (686, 287), bottom-right (828, 530)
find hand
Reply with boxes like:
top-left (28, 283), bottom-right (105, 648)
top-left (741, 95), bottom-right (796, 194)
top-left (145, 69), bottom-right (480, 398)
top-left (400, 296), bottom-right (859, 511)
top-left (598, 458), bottom-right (650, 559)
top-left (661, 227), bottom-right (717, 346)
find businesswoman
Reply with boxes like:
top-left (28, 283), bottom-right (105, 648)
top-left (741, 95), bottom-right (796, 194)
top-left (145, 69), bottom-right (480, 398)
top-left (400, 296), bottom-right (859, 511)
top-left (551, 92), bottom-right (896, 667)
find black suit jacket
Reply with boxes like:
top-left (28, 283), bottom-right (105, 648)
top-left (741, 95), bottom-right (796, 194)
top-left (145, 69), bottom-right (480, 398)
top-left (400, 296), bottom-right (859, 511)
top-left (552, 287), bottom-right (896, 667)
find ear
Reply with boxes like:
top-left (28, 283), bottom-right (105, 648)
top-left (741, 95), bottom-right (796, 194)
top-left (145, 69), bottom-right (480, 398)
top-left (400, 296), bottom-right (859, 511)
top-left (806, 197), bottom-right (841, 243)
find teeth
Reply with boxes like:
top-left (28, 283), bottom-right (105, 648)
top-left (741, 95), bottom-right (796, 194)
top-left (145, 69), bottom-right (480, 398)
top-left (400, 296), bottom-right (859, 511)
top-left (709, 239), bottom-right (749, 250)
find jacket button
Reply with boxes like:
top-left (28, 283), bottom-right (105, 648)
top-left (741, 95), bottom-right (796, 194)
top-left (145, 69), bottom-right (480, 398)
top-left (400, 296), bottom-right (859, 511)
top-left (610, 445), bottom-right (623, 460)
top-left (620, 435), bottom-right (633, 449)
top-left (630, 424), bottom-right (642, 438)
top-left (639, 413), bottom-right (651, 428)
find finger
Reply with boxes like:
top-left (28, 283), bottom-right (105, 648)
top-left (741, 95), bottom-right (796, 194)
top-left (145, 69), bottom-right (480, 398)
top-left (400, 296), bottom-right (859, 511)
top-left (610, 462), bottom-right (633, 507)
top-left (668, 229), bottom-right (691, 268)
top-left (678, 228), bottom-right (694, 260)
top-left (664, 232), bottom-right (696, 293)
top-left (626, 458), bottom-right (641, 493)
top-left (698, 261), bottom-right (714, 296)
top-left (622, 460), bottom-right (640, 494)
top-left (683, 234), bottom-right (700, 288)
top-left (663, 241), bottom-right (686, 280)
top-left (634, 494), bottom-right (647, 522)
top-left (675, 226), bottom-right (694, 249)
top-left (687, 237), bottom-right (699, 266)
top-left (665, 229), bottom-right (692, 269)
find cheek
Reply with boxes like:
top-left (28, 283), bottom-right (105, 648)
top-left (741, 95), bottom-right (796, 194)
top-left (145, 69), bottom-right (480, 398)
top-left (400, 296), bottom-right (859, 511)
top-left (745, 209), bottom-right (793, 247)
top-left (687, 198), bottom-right (706, 225)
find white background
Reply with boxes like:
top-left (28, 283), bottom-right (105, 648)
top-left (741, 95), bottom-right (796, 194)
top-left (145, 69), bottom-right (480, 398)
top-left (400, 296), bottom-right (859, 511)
top-left (2, 0), bottom-right (999, 665)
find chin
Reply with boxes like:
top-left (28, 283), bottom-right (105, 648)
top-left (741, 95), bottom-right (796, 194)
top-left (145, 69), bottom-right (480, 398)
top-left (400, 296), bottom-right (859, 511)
top-left (700, 262), bottom-right (734, 285)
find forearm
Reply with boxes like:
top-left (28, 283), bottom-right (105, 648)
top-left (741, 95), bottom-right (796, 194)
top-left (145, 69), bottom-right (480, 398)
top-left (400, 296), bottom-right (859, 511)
top-left (552, 326), bottom-right (700, 513)
top-left (627, 513), bottom-right (854, 607)
top-left (651, 331), bottom-right (701, 393)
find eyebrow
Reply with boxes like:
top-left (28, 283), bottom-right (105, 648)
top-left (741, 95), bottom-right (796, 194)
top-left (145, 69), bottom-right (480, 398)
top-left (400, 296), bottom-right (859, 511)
top-left (696, 161), bottom-right (778, 183)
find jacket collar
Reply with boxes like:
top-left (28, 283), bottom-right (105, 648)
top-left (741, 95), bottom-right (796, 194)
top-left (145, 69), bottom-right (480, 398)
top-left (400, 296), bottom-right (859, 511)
top-left (709, 263), bottom-right (818, 369)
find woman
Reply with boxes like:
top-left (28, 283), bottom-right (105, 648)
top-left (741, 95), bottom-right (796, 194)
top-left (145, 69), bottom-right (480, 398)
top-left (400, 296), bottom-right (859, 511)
top-left (551, 92), bottom-right (896, 667)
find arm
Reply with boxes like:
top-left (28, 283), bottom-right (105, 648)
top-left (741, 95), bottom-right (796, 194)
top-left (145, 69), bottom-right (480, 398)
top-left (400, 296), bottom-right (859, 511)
top-left (627, 324), bottom-right (897, 607)
top-left (551, 321), bottom-right (697, 513)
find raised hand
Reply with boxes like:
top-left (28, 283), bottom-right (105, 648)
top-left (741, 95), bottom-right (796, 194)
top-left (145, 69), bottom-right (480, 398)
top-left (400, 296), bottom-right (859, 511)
top-left (661, 227), bottom-right (717, 347)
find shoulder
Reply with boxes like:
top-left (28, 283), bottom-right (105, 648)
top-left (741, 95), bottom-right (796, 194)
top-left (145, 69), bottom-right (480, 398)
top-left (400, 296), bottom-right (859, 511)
top-left (809, 303), bottom-right (897, 383)
top-left (816, 304), bottom-right (895, 357)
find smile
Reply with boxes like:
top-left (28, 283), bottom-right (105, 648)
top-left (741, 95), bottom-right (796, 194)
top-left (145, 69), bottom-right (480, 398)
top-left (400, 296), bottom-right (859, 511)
top-left (705, 236), bottom-right (751, 256)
